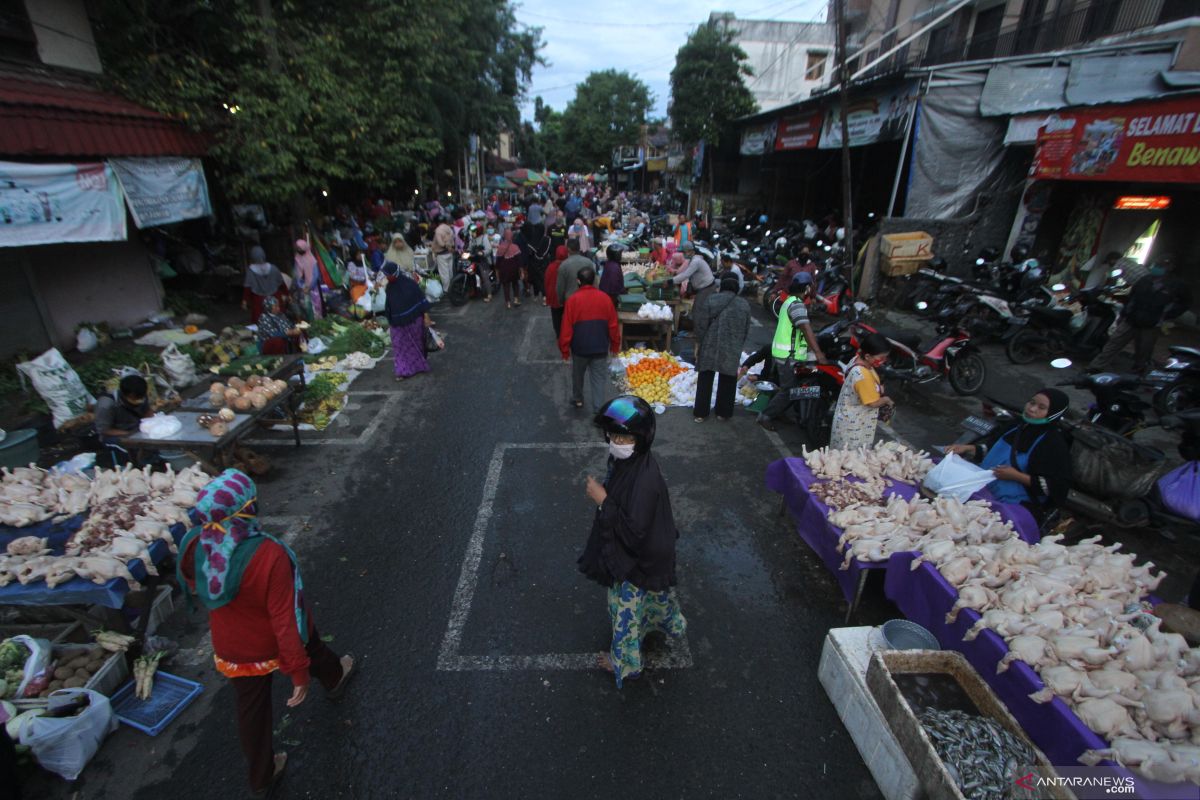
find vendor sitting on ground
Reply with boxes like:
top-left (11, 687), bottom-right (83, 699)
top-left (256, 297), bottom-right (302, 355)
top-left (94, 374), bottom-right (153, 465)
top-left (943, 388), bottom-right (1072, 518)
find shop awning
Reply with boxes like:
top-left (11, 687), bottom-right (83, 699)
top-left (0, 66), bottom-right (209, 158)
top-left (980, 53), bottom-right (1176, 116)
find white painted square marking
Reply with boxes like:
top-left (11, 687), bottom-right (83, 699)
top-left (437, 441), bottom-right (693, 672)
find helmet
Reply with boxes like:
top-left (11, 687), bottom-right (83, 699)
top-left (594, 395), bottom-right (656, 452)
top-left (927, 256), bottom-right (948, 272)
top-left (758, 214), bottom-right (768, 225)
top-left (789, 272), bottom-right (814, 292)
top-left (1009, 244), bottom-right (1030, 263)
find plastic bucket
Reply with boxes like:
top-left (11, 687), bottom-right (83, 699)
top-left (880, 619), bottom-right (940, 651)
top-left (0, 429), bottom-right (39, 469)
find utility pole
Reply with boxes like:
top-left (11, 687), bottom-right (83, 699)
top-left (836, 0), bottom-right (855, 297)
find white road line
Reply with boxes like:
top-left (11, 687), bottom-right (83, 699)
top-left (243, 393), bottom-right (404, 447)
top-left (879, 422), bottom-right (919, 452)
top-left (436, 441), bottom-right (692, 673)
top-left (761, 426), bottom-right (792, 460)
top-left (517, 314), bottom-right (560, 364)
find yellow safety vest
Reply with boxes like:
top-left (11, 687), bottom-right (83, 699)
top-left (771, 296), bottom-right (808, 361)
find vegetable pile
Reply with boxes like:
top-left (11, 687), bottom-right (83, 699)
top-left (298, 373), bottom-right (348, 430)
top-left (133, 650), bottom-right (165, 699)
top-left (0, 638), bottom-right (30, 698)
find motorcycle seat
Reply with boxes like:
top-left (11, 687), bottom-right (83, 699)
top-left (1169, 346), bottom-right (1200, 360)
top-left (878, 329), bottom-right (922, 351)
top-left (1030, 306), bottom-right (1073, 326)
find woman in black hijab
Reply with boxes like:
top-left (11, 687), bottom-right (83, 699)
top-left (945, 388), bottom-right (1072, 516)
top-left (578, 395), bottom-right (686, 687)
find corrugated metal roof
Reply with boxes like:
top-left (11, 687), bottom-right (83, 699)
top-left (0, 66), bottom-right (208, 157)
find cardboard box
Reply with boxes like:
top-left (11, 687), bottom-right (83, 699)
top-left (881, 232), bottom-right (934, 260)
top-left (880, 254), bottom-right (930, 277)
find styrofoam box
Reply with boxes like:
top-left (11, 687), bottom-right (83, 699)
top-left (818, 627), bottom-right (920, 800)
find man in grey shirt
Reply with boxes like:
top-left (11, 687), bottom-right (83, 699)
top-left (673, 241), bottom-right (717, 359)
top-left (556, 238), bottom-right (595, 304)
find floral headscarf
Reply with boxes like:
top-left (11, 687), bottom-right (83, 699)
top-left (176, 469), bottom-right (308, 642)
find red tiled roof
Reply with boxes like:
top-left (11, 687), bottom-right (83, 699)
top-left (0, 65), bottom-right (209, 158)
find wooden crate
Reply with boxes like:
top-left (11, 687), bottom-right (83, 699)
top-left (881, 232), bottom-right (934, 260)
top-left (866, 650), bottom-right (1072, 800)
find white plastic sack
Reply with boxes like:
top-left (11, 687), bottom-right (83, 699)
top-left (11, 635), bottom-right (53, 699)
top-left (424, 278), bottom-right (444, 301)
top-left (15, 349), bottom-right (96, 429)
top-left (76, 327), bottom-right (98, 353)
top-left (139, 413), bottom-right (182, 438)
top-left (305, 337), bottom-right (328, 355)
top-left (922, 453), bottom-right (995, 502)
top-left (161, 343), bottom-right (197, 388)
top-left (19, 689), bottom-right (117, 780)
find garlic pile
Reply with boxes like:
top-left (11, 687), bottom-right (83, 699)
top-left (636, 303), bottom-right (672, 321)
top-left (341, 351), bottom-right (375, 370)
top-left (803, 441), bottom-right (934, 496)
top-left (0, 464), bottom-right (209, 590)
top-left (830, 494), bottom-right (1016, 568)
top-left (0, 467), bottom-right (91, 527)
top-left (920, 534), bottom-right (1200, 784)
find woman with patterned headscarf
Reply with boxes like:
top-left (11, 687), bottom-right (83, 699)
top-left (178, 470), bottom-right (355, 796)
top-left (292, 239), bottom-right (324, 320)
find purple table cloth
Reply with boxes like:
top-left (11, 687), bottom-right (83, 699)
top-left (764, 457), bottom-right (1040, 604)
top-left (885, 551), bottom-right (1196, 800)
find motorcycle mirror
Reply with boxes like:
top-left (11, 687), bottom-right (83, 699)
top-left (916, 301), bottom-right (929, 310)
top-left (1050, 358), bottom-right (1073, 369)
top-left (1051, 283), bottom-right (1067, 292)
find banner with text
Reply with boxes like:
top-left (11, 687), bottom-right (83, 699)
top-left (0, 161), bottom-right (127, 248)
top-left (740, 120), bottom-right (778, 156)
top-left (775, 110), bottom-right (824, 150)
top-left (1032, 96), bottom-right (1200, 183)
top-left (819, 83), bottom-right (918, 149)
top-left (111, 157), bottom-right (212, 228)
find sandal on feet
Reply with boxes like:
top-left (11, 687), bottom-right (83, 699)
top-left (251, 753), bottom-right (288, 798)
top-left (328, 655), bottom-right (357, 700)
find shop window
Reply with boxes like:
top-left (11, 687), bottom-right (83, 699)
top-left (1125, 219), bottom-right (1161, 266)
top-left (805, 51), bottom-right (827, 81)
top-left (0, 0), bottom-right (38, 63)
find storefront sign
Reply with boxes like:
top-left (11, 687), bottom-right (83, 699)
top-left (111, 157), bottom-right (213, 228)
top-left (1032, 96), bottom-right (1200, 183)
top-left (740, 121), bottom-right (778, 156)
top-left (1113, 195), bottom-right (1170, 210)
top-left (0, 161), bottom-right (127, 247)
top-left (819, 83), bottom-right (918, 149)
top-left (775, 110), bottom-right (824, 150)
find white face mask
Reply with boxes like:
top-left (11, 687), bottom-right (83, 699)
top-left (608, 442), bottom-right (636, 460)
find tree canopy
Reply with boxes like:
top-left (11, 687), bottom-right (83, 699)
top-left (525, 70), bottom-right (652, 173)
top-left (668, 22), bottom-right (757, 150)
top-left (92, 0), bottom-right (542, 206)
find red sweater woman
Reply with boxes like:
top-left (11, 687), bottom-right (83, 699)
top-left (178, 469), bottom-right (356, 796)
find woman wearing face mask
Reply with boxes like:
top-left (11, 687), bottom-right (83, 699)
top-left (828, 333), bottom-right (894, 450)
top-left (577, 395), bottom-right (687, 688)
top-left (944, 388), bottom-right (1072, 516)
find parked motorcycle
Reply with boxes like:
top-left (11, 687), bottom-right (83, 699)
top-left (1145, 345), bottom-right (1200, 415)
top-left (1004, 287), bottom-right (1121, 364)
top-left (845, 316), bottom-right (988, 396)
top-left (1056, 370), bottom-right (1153, 438)
top-left (784, 361), bottom-right (845, 446)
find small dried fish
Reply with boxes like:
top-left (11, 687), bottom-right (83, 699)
top-left (918, 707), bottom-right (1034, 800)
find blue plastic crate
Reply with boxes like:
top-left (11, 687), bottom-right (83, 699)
top-left (110, 671), bottom-right (203, 736)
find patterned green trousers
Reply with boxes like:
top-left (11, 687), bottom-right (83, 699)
top-left (606, 581), bottom-right (687, 687)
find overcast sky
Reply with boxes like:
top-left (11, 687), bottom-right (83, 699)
top-left (514, 0), bottom-right (830, 122)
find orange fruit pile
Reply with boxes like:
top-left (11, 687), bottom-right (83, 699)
top-left (625, 356), bottom-right (685, 405)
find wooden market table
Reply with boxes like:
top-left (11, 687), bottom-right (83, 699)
top-left (125, 355), bottom-right (306, 468)
top-left (617, 311), bottom-right (673, 352)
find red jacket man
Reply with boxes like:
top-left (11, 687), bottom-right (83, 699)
top-left (559, 267), bottom-right (620, 411)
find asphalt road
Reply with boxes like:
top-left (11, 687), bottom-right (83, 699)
top-left (31, 297), bottom-right (883, 800)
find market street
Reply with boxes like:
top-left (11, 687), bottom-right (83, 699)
top-left (31, 299), bottom-right (883, 800)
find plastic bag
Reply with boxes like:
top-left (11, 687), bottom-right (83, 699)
top-left (139, 413), bottom-right (182, 438)
top-left (1071, 428), bottom-right (1165, 499)
top-left (15, 349), bottom-right (95, 429)
top-left (305, 337), bottom-right (328, 355)
top-left (76, 327), bottom-right (98, 353)
top-left (9, 635), bottom-right (53, 699)
top-left (161, 343), bottom-right (197, 388)
top-left (1159, 463), bottom-right (1200, 523)
top-left (424, 278), bottom-right (444, 301)
top-left (922, 453), bottom-right (995, 502)
top-left (19, 689), bottom-right (117, 780)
